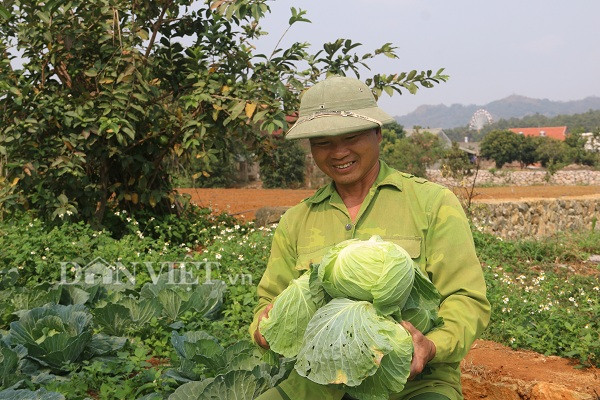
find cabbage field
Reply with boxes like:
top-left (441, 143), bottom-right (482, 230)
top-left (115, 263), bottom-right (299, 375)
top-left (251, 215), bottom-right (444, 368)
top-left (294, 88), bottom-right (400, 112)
top-left (0, 208), bottom-right (598, 399)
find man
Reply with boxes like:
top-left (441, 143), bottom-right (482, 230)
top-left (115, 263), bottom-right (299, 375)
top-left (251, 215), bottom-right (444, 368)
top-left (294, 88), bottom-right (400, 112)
top-left (251, 76), bottom-right (490, 400)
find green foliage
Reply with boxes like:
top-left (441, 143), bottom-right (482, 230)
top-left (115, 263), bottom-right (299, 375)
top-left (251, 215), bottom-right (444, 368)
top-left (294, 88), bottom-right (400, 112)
top-left (564, 131), bottom-right (600, 167)
top-left (441, 142), bottom-right (473, 180)
top-left (474, 229), bottom-right (600, 367)
top-left (0, 1), bottom-right (447, 224)
top-left (381, 131), bottom-right (445, 177)
top-left (381, 121), bottom-right (405, 144)
top-left (2, 211), bottom-right (599, 396)
top-left (479, 130), bottom-right (522, 168)
top-left (258, 137), bottom-right (305, 189)
top-left (535, 137), bottom-right (570, 171)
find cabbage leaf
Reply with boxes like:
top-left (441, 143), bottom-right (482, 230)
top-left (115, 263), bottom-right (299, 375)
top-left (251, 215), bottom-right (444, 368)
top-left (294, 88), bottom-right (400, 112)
top-left (295, 298), bottom-right (399, 387)
top-left (261, 271), bottom-right (325, 358)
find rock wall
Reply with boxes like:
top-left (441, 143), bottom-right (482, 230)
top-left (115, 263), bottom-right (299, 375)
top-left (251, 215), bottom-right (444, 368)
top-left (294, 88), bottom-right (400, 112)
top-left (427, 169), bottom-right (600, 187)
top-left (469, 197), bottom-right (600, 239)
top-left (255, 196), bottom-right (600, 240)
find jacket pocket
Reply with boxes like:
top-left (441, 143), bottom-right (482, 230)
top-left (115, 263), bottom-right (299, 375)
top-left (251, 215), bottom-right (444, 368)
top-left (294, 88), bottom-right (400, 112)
top-left (385, 236), bottom-right (422, 259)
top-left (295, 246), bottom-right (334, 271)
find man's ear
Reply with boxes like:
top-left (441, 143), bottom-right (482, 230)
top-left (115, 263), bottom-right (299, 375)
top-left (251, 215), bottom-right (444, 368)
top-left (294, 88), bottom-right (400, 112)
top-left (375, 127), bottom-right (382, 143)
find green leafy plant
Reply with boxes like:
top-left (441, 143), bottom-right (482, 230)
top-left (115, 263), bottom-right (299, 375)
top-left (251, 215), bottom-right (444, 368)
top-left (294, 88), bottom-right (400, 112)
top-left (167, 333), bottom-right (293, 400)
top-left (7, 304), bottom-right (125, 372)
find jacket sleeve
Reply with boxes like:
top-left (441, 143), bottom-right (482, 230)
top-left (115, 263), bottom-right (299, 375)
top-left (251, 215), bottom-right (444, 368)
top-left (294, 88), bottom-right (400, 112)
top-left (424, 188), bottom-right (491, 364)
top-left (249, 214), bottom-right (299, 342)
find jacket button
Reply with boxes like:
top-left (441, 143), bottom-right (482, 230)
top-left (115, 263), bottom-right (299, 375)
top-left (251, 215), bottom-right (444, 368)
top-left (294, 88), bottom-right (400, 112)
top-left (345, 223), bottom-right (352, 231)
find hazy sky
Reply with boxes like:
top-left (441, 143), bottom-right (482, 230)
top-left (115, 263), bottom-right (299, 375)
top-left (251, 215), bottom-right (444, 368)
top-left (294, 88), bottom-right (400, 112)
top-left (252, 0), bottom-right (600, 117)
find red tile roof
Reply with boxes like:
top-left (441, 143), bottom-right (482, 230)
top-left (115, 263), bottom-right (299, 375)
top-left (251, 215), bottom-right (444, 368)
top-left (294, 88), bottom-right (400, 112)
top-left (508, 126), bottom-right (567, 141)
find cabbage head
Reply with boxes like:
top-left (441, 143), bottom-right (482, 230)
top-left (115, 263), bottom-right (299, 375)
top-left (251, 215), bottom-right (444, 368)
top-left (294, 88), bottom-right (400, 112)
top-left (8, 304), bottom-right (93, 371)
top-left (318, 236), bottom-right (415, 315)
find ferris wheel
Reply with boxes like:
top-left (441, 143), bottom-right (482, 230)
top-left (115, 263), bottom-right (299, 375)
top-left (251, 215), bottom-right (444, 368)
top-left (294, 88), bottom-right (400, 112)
top-left (469, 109), bottom-right (493, 131)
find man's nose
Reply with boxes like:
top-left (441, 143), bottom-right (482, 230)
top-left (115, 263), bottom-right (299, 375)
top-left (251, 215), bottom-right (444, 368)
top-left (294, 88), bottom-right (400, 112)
top-left (330, 142), bottom-right (351, 159)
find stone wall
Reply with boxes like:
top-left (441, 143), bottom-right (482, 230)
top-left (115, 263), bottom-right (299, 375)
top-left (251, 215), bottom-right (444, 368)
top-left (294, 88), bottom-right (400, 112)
top-left (255, 196), bottom-right (600, 240)
top-left (469, 197), bottom-right (600, 239)
top-left (427, 169), bottom-right (600, 187)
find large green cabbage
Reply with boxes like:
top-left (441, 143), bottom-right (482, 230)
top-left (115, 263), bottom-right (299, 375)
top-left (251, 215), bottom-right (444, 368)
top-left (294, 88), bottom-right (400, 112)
top-left (261, 236), bottom-right (441, 399)
top-left (318, 236), bottom-right (415, 315)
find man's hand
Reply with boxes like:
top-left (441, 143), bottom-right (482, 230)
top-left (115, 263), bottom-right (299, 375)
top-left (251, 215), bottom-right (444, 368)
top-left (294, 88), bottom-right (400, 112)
top-left (253, 304), bottom-right (273, 349)
top-left (400, 321), bottom-right (436, 380)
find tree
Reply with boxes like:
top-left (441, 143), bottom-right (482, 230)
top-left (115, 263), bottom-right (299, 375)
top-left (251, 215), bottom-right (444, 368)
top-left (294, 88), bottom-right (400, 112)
top-left (564, 131), bottom-right (600, 166)
top-left (440, 142), bottom-right (480, 213)
top-left (381, 131), bottom-right (445, 178)
top-left (259, 136), bottom-right (305, 188)
top-left (381, 121), bottom-right (405, 144)
top-left (535, 137), bottom-right (570, 169)
top-left (0, 0), bottom-right (448, 226)
top-left (441, 142), bottom-right (472, 180)
top-left (480, 130), bottom-right (522, 168)
top-left (516, 134), bottom-right (537, 168)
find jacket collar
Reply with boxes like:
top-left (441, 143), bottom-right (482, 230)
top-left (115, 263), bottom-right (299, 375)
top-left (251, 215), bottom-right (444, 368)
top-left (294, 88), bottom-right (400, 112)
top-left (305, 160), bottom-right (403, 205)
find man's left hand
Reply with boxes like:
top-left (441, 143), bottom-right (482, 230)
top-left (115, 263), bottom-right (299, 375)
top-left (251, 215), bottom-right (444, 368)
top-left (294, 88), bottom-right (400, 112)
top-left (400, 321), bottom-right (436, 380)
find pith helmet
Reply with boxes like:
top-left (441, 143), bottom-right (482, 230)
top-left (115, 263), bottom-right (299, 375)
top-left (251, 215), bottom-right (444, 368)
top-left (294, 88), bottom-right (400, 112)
top-left (285, 75), bottom-right (395, 140)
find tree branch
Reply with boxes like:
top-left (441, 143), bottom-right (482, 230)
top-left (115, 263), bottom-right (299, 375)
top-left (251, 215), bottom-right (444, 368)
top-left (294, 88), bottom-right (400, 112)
top-left (144, 0), bottom-right (174, 60)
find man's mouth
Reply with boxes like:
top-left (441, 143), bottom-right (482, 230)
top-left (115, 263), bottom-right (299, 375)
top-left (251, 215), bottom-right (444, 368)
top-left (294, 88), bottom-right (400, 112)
top-left (333, 161), bottom-right (356, 169)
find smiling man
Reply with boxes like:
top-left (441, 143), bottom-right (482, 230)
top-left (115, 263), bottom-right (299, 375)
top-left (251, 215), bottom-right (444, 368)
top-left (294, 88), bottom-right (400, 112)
top-left (251, 76), bottom-right (490, 400)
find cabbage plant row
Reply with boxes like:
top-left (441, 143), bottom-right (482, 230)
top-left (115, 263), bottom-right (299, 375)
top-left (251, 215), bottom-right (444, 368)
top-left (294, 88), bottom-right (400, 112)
top-left (0, 267), bottom-right (294, 400)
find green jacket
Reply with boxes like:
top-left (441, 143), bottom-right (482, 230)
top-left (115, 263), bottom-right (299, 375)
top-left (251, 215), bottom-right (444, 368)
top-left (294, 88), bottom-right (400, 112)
top-left (251, 161), bottom-right (490, 400)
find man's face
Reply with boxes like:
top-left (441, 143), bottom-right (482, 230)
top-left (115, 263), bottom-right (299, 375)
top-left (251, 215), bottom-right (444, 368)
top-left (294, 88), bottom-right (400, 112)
top-left (309, 128), bottom-right (382, 189)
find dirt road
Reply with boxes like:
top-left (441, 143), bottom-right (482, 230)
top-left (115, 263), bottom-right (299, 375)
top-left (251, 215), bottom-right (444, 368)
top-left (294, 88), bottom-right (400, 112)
top-left (178, 185), bottom-right (600, 220)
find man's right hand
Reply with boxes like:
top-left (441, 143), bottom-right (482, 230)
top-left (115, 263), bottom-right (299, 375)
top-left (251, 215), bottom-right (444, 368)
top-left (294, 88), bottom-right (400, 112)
top-left (253, 303), bottom-right (273, 349)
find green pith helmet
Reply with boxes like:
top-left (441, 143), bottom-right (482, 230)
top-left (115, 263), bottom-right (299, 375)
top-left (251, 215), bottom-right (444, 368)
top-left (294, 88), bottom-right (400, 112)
top-left (285, 75), bottom-right (395, 140)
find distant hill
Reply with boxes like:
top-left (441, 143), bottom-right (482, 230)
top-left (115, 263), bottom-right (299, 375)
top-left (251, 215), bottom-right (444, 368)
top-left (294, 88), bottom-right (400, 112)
top-left (443, 108), bottom-right (600, 143)
top-left (395, 95), bottom-right (600, 129)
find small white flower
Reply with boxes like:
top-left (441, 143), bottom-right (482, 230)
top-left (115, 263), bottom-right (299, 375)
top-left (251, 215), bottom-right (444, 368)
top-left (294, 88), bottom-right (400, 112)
top-left (502, 296), bottom-right (509, 304)
top-left (66, 210), bottom-right (73, 216)
top-left (238, 254), bottom-right (244, 261)
top-left (30, 251), bottom-right (35, 255)
top-left (215, 254), bottom-right (222, 260)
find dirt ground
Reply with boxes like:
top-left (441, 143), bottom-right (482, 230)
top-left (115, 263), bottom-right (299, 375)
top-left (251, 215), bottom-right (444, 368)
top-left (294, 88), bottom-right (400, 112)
top-left (178, 184), bottom-right (600, 399)
top-left (178, 185), bottom-right (600, 221)
top-left (462, 340), bottom-right (600, 398)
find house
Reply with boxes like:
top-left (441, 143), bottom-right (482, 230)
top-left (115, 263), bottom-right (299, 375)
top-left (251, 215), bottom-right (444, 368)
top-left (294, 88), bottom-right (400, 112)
top-left (508, 126), bottom-right (567, 141)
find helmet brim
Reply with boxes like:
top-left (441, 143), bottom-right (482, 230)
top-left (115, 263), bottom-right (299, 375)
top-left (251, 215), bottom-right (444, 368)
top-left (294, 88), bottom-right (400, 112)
top-left (285, 106), bottom-right (395, 140)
